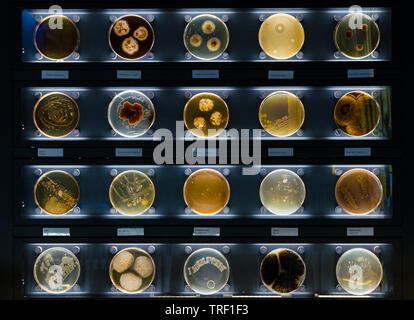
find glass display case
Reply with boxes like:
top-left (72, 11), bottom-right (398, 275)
top-left (21, 8), bottom-right (392, 63)
top-left (3, 1), bottom-right (408, 304)
top-left (17, 241), bottom-right (394, 298)
top-left (16, 163), bottom-right (393, 221)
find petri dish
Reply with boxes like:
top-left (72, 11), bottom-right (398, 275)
top-left (109, 247), bottom-right (155, 294)
top-left (184, 248), bottom-right (230, 295)
top-left (260, 248), bottom-right (306, 294)
top-left (34, 170), bottom-right (80, 215)
top-left (335, 168), bottom-right (383, 215)
top-left (260, 169), bottom-right (306, 215)
top-left (33, 92), bottom-right (79, 138)
top-left (336, 248), bottom-right (383, 295)
top-left (34, 15), bottom-right (79, 60)
top-left (109, 170), bottom-right (155, 216)
top-left (108, 90), bottom-right (155, 138)
top-left (183, 168), bottom-right (230, 215)
top-left (334, 13), bottom-right (380, 59)
top-left (334, 91), bottom-right (380, 137)
top-left (183, 14), bottom-right (229, 60)
top-left (258, 91), bottom-right (305, 137)
top-left (108, 15), bottom-right (155, 60)
top-left (183, 92), bottom-right (229, 138)
top-left (33, 247), bottom-right (80, 294)
top-left (258, 13), bottom-right (305, 59)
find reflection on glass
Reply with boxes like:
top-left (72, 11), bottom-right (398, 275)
top-left (34, 170), bottom-right (80, 215)
top-left (335, 168), bottom-right (383, 215)
top-left (334, 91), bottom-right (380, 137)
top-left (259, 91), bottom-right (305, 137)
top-left (108, 15), bottom-right (155, 60)
top-left (334, 13), bottom-right (380, 59)
top-left (183, 14), bottom-right (229, 60)
top-left (109, 247), bottom-right (155, 294)
top-left (108, 90), bottom-right (155, 138)
top-left (260, 248), bottom-right (306, 294)
top-left (184, 248), bottom-right (230, 295)
top-left (33, 92), bottom-right (79, 138)
top-left (258, 13), bottom-right (305, 59)
top-left (183, 92), bottom-right (229, 138)
top-left (34, 15), bottom-right (79, 60)
top-left (33, 247), bottom-right (80, 294)
top-left (336, 248), bottom-right (383, 295)
top-left (109, 170), bottom-right (155, 216)
top-left (260, 169), bottom-right (306, 215)
top-left (183, 169), bottom-right (230, 215)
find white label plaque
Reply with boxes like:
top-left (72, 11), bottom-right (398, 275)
top-left (344, 148), bottom-right (371, 157)
top-left (117, 228), bottom-right (145, 236)
top-left (193, 227), bottom-right (220, 236)
top-left (192, 69), bottom-right (219, 79)
top-left (115, 148), bottom-right (143, 157)
top-left (271, 227), bottom-right (299, 237)
top-left (43, 228), bottom-right (70, 237)
top-left (268, 70), bottom-right (294, 79)
top-left (268, 148), bottom-right (294, 157)
top-left (38, 148), bottom-right (64, 157)
top-left (347, 227), bottom-right (374, 236)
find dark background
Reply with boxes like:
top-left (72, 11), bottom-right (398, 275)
top-left (1, 0), bottom-right (411, 308)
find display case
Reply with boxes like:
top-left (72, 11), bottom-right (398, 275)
top-left (16, 240), bottom-right (396, 298)
top-left (3, 0), bottom-right (410, 305)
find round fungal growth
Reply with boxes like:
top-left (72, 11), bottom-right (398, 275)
top-left (183, 92), bottom-right (229, 138)
top-left (134, 26), bottom-right (149, 41)
top-left (109, 247), bottom-right (155, 294)
top-left (183, 14), bottom-right (229, 60)
top-left (258, 91), bottom-right (305, 137)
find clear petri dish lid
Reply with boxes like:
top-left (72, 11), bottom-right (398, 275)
top-left (258, 91), bottom-right (305, 137)
top-left (184, 248), bottom-right (230, 295)
top-left (109, 247), bottom-right (156, 294)
top-left (183, 14), bottom-right (229, 60)
top-left (183, 92), bottom-right (229, 138)
top-left (334, 13), bottom-right (380, 59)
top-left (33, 92), bottom-right (80, 138)
top-left (34, 15), bottom-right (79, 60)
top-left (335, 168), bottom-right (383, 215)
top-left (336, 248), bottom-right (383, 295)
top-left (258, 13), bottom-right (305, 59)
top-left (108, 15), bottom-right (155, 60)
top-left (260, 248), bottom-right (306, 294)
top-left (109, 170), bottom-right (155, 216)
top-left (183, 168), bottom-right (230, 215)
top-left (260, 169), bottom-right (306, 215)
top-left (33, 247), bottom-right (81, 294)
top-left (34, 170), bottom-right (80, 215)
top-left (108, 90), bottom-right (155, 138)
